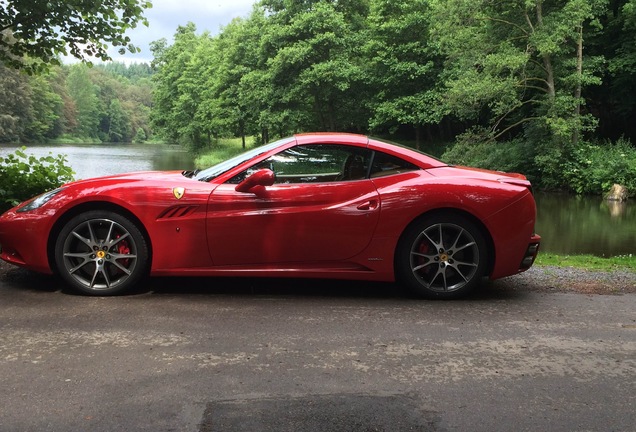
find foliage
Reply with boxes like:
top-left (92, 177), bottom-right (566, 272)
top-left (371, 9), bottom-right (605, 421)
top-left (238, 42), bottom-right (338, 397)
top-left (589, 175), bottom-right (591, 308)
top-left (0, 62), bottom-right (154, 143)
top-left (0, 0), bottom-right (152, 74)
top-left (151, 1), bottom-right (373, 149)
top-left (261, 0), bottom-right (371, 132)
top-left (441, 134), bottom-right (538, 179)
top-left (151, 23), bottom-right (204, 148)
top-left (441, 132), bottom-right (636, 195)
top-left (365, 0), bottom-right (445, 149)
top-left (0, 63), bottom-right (30, 141)
top-left (5, 0), bottom-right (636, 195)
top-left (430, 0), bottom-right (605, 143)
top-left (66, 65), bottom-right (101, 139)
top-left (0, 147), bottom-right (74, 212)
top-left (590, 0), bottom-right (636, 141)
top-left (564, 137), bottom-right (636, 195)
top-left (146, 0), bottom-right (636, 194)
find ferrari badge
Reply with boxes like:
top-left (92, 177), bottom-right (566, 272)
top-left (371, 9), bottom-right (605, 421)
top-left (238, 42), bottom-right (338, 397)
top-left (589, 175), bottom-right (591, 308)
top-left (173, 187), bottom-right (185, 200)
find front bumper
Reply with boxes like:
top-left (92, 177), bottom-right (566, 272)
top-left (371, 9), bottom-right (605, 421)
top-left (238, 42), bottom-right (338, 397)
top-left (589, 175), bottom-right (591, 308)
top-left (0, 208), bottom-right (55, 274)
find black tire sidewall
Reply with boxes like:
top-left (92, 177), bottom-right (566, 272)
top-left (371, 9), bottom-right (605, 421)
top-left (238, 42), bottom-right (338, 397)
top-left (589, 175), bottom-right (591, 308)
top-left (396, 213), bottom-right (488, 299)
top-left (54, 210), bottom-right (149, 295)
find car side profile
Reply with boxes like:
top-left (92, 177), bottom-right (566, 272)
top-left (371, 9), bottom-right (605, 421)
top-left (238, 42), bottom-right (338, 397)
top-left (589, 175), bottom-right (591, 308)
top-left (0, 133), bottom-right (540, 299)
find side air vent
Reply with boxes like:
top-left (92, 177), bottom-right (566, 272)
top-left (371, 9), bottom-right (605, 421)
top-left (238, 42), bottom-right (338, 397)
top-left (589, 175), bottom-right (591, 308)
top-left (157, 205), bottom-right (199, 219)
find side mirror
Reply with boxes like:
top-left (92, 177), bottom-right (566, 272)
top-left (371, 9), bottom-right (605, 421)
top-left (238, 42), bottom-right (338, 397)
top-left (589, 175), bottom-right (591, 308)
top-left (235, 169), bottom-right (275, 194)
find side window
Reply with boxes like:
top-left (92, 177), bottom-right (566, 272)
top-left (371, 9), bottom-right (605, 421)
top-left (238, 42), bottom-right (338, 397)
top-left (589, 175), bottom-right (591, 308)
top-left (228, 145), bottom-right (372, 184)
top-left (369, 151), bottom-right (420, 178)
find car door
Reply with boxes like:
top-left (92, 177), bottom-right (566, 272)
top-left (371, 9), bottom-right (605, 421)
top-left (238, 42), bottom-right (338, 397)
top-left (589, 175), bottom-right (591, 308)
top-left (206, 144), bottom-right (381, 266)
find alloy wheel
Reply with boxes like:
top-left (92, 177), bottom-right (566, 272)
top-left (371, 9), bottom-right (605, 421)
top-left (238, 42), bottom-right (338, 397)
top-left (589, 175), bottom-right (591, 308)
top-left (409, 222), bottom-right (480, 293)
top-left (61, 218), bottom-right (138, 291)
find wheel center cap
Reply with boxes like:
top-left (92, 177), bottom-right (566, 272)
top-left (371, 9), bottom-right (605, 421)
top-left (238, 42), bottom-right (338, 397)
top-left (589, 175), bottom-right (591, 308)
top-left (96, 250), bottom-right (106, 259)
top-left (440, 253), bottom-right (449, 262)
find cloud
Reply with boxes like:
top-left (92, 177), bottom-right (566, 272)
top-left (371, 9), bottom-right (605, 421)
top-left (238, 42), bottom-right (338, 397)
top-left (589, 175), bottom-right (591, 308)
top-left (106, 0), bottom-right (257, 64)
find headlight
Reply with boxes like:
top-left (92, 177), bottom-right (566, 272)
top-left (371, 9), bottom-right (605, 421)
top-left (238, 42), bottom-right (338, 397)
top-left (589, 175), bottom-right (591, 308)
top-left (17, 188), bottom-right (64, 213)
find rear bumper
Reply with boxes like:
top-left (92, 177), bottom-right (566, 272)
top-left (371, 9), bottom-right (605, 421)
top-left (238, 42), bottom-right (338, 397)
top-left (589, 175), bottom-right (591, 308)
top-left (520, 234), bottom-right (541, 270)
top-left (486, 190), bottom-right (541, 280)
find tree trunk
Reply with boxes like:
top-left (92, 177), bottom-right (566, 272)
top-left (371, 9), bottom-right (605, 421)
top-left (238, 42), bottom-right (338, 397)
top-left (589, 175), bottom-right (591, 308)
top-left (536, 1), bottom-right (556, 100)
top-left (328, 98), bottom-right (336, 131)
top-left (572, 24), bottom-right (583, 146)
top-left (426, 124), bottom-right (433, 143)
top-left (414, 124), bottom-right (421, 150)
top-left (239, 119), bottom-right (246, 149)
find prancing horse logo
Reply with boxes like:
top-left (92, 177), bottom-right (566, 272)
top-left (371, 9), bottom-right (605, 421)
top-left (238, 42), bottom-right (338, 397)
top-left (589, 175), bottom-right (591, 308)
top-left (173, 187), bottom-right (185, 200)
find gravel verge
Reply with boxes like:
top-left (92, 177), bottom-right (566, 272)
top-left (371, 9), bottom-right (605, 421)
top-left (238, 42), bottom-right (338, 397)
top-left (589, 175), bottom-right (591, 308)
top-left (1, 260), bottom-right (635, 295)
top-left (498, 265), bottom-right (636, 295)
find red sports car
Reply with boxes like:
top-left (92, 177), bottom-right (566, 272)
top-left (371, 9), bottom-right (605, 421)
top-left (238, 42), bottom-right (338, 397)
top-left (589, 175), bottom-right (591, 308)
top-left (0, 133), bottom-right (540, 298)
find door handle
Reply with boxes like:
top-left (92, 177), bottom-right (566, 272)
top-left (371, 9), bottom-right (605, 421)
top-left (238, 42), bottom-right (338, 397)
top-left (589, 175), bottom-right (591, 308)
top-left (357, 200), bottom-right (379, 211)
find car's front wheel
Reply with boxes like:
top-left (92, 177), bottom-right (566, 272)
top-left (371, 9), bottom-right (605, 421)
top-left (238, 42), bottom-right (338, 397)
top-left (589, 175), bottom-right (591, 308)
top-left (54, 210), bottom-right (149, 295)
top-left (396, 213), bottom-right (488, 299)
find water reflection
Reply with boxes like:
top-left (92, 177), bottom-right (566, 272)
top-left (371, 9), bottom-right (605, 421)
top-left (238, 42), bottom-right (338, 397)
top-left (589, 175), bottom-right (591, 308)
top-left (535, 192), bottom-right (636, 257)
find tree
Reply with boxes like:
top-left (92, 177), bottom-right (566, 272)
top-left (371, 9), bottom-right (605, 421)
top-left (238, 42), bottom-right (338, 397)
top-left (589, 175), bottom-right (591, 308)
top-left (204, 15), bottom-right (265, 148)
top-left (151, 23), bottom-right (203, 147)
top-left (0, 63), bottom-right (30, 142)
top-left (260, 0), bottom-right (371, 133)
top-left (66, 64), bottom-right (100, 139)
top-left (587, 0), bottom-right (636, 140)
top-left (23, 72), bottom-right (63, 141)
top-left (0, 0), bottom-right (151, 74)
top-left (366, 0), bottom-right (445, 149)
top-left (430, 0), bottom-right (607, 187)
top-left (106, 99), bottom-right (130, 142)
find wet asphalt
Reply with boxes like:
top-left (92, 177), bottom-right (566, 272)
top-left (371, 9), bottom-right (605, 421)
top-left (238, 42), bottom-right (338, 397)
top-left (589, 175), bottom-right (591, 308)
top-left (0, 268), bottom-right (635, 431)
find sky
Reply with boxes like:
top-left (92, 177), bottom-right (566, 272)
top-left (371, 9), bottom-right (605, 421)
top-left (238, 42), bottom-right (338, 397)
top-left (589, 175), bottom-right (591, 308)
top-left (104, 0), bottom-right (257, 64)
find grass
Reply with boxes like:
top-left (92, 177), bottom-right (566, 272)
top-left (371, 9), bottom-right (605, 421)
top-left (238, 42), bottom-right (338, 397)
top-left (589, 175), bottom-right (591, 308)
top-left (194, 137), bottom-right (257, 169)
top-left (49, 135), bottom-right (102, 144)
top-left (535, 253), bottom-right (636, 272)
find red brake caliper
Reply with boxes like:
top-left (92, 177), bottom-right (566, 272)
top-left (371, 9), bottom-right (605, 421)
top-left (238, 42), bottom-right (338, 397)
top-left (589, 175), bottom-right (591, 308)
top-left (418, 242), bottom-right (433, 275)
top-left (115, 235), bottom-right (130, 273)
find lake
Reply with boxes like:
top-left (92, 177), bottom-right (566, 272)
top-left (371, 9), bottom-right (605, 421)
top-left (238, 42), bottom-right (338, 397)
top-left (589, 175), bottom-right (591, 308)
top-left (0, 143), bottom-right (194, 179)
top-left (1, 143), bottom-right (635, 257)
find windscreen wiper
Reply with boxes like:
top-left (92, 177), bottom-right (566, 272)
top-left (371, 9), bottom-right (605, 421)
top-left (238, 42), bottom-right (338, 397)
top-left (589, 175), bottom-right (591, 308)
top-left (181, 169), bottom-right (200, 178)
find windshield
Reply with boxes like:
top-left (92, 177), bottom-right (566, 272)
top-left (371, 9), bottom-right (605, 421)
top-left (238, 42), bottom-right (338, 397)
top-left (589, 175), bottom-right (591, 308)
top-left (194, 137), bottom-right (295, 182)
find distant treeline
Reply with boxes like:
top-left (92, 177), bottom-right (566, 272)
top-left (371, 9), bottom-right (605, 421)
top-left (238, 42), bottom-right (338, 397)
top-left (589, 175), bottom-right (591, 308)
top-left (0, 62), bottom-right (153, 143)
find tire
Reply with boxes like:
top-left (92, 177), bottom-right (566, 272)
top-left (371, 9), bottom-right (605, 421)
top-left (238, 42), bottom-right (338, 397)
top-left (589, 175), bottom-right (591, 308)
top-left (54, 210), bottom-right (149, 295)
top-left (396, 213), bottom-right (488, 299)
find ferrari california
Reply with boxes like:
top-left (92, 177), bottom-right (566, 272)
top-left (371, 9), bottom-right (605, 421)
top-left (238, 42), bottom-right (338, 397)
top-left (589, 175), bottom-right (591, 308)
top-left (0, 133), bottom-right (540, 298)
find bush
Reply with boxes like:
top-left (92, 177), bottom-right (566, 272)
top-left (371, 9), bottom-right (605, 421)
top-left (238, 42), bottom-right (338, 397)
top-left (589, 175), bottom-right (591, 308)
top-left (133, 127), bottom-right (147, 143)
top-left (0, 147), bottom-right (75, 213)
top-left (442, 133), bottom-right (636, 196)
top-left (564, 137), bottom-right (636, 195)
top-left (441, 136), bottom-right (537, 180)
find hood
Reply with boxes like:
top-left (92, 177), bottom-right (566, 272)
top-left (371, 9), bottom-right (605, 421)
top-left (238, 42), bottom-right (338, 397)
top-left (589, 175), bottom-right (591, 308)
top-left (63, 171), bottom-right (190, 188)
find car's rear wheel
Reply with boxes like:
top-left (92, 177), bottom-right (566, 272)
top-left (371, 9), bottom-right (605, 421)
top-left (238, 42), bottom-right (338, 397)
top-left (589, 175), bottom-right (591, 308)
top-left (54, 210), bottom-right (149, 295)
top-left (396, 213), bottom-right (488, 299)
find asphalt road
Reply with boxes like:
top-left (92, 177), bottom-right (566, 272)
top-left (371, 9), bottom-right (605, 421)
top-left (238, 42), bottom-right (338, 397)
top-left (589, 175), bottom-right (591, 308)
top-left (0, 269), bottom-right (635, 432)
